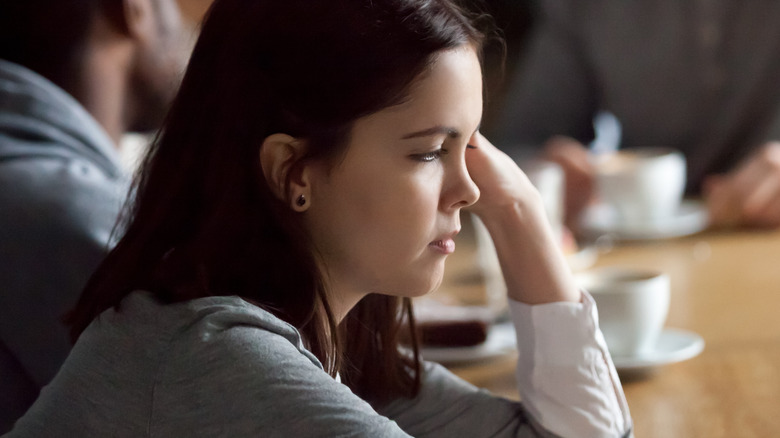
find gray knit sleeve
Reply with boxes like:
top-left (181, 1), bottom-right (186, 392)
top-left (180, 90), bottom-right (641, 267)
top-left (377, 361), bottom-right (561, 438)
top-left (153, 306), bottom-right (560, 438)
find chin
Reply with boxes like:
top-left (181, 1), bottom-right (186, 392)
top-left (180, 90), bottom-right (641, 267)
top-left (380, 274), bottom-right (444, 299)
top-left (376, 259), bottom-right (446, 298)
top-left (409, 274), bottom-right (445, 298)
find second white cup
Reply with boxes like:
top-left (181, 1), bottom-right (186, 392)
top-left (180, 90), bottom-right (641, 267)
top-left (577, 267), bottom-right (670, 357)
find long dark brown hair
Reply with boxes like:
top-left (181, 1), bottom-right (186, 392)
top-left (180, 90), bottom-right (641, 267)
top-left (67, 0), bottom-right (483, 404)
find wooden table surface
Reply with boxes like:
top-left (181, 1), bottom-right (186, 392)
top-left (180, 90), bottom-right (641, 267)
top-left (435, 222), bottom-right (780, 438)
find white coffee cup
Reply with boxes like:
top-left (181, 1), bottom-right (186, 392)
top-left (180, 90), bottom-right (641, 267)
top-left (593, 147), bottom-right (686, 224)
top-left (577, 267), bottom-right (670, 357)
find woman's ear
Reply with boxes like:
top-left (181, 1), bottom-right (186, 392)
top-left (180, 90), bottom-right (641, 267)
top-left (260, 133), bottom-right (311, 211)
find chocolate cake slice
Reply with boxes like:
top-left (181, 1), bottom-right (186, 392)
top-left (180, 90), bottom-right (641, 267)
top-left (413, 302), bottom-right (493, 347)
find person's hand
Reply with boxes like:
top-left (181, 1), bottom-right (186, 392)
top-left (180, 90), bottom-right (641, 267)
top-left (465, 133), bottom-right (579, 304)
top-left (541, 136), bottom-right (596, 230)
top-left (704, 142), bottom-right (780, 228)
top-left (464, 132), bottom-right (546, 221)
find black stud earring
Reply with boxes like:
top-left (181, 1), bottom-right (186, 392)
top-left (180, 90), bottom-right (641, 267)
top-left (296, 194), bottom-right (306, 207)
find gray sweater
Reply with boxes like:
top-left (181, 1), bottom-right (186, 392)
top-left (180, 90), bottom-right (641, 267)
top-left (7, 292), bottom-right (563, 437)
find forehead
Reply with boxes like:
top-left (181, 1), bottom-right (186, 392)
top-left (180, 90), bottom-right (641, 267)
top-left (356, 46), bottom-right (483, 137)
top-left (402, 46), bottom-right (482, 113)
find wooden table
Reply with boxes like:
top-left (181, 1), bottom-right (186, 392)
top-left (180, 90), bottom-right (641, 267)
top-left (436, 223), bottom-right (780, 438)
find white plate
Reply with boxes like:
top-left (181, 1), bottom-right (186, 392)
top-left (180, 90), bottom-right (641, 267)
top-left (611, 328), bottom-right (705, 372)
top-left (580, 200), bottom-right (709, 240)
top-left (420, 322), bottom-right (516, 364)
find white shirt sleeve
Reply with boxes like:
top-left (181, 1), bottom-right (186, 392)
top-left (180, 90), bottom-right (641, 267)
top-left (509, 290), bottom-right (633, 438)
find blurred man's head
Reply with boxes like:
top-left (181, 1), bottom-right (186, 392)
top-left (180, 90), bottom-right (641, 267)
top-left (0, 0), bottom-right (190, 135)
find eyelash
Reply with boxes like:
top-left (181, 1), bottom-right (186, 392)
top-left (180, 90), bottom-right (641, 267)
top-left (412, 148), bottom-right (448, 162)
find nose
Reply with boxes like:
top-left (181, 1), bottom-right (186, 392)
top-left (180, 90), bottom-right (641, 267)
top-left (444, 156), bottom-right (480, 211)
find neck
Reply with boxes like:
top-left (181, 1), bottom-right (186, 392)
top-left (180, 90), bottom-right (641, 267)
top-left (320, 269), bottom-right (369, 324)
top-left (68, 13), bottom-right (136, 148)
top-left (73, 47), bottom-right (131, 147)
top-left (329, 285), bottom-right (368, 324)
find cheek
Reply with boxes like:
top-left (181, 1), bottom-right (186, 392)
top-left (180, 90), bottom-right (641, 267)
top-left (340, 170), bottom-right (441, 255)
top-left (392, 175), bottom-right (441, 230)
top-left (367, 174), bottom-right (442, 261)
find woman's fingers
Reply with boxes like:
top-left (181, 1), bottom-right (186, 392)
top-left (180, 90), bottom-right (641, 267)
top-left (465, 133), bottom-right (534, 208)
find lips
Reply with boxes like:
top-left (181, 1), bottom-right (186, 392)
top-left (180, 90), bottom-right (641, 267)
top-left (429, 229), bottom-right (459, 255)
top-left (429, 238), bottom-right (456, 254)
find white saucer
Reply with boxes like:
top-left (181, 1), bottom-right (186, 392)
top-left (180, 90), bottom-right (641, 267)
top-left (611, 328), bottom-right (705, 372)
top-left (420, 322), bottom-right (516, 364)
top-left (580, 200), bottom-right (709, 240)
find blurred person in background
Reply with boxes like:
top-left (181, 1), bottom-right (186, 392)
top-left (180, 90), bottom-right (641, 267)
top-left (0, 0), bottom-right (189, 431)
top-left (489, 0), bottom-right (780, 229)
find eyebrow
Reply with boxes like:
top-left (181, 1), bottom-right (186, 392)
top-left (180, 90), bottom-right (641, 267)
top-left (401, 126), bottom-right (461, 140)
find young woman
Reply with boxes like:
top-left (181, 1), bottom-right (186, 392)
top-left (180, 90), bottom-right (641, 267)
top-left (8, 0), bottom-right (631, 436)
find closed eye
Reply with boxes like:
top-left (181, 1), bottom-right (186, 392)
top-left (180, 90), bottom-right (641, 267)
top-left (411, 148), bottom-right (448, 162)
